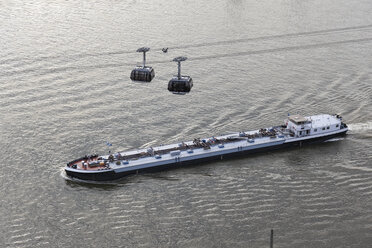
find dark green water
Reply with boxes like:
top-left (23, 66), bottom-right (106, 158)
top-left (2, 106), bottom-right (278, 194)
top-left (0, 0), bottom-right (371, 247)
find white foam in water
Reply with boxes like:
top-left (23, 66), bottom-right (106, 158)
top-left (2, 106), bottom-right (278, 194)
top-left (348, 121), bottom-right (372, 132)
top-left (324, 138), bottom-right (344, 142)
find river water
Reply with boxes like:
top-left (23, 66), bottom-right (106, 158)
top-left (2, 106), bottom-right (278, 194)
top-left (1, 0), bottom-right (371, 247)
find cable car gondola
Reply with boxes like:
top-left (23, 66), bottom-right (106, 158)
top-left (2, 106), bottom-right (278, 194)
top-left (130, 47), bottom-right (155, 82)
top-left (168, 56), bottom-right (193, 94)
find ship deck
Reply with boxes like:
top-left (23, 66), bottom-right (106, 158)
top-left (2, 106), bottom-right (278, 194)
top-left (68, 156), bottom-right (106, 171)
top-left (66, 126), bottom-right (288, 172)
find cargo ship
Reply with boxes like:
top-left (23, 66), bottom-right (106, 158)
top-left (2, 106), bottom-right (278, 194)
top-left (65, 114), bottom-right (348, 181)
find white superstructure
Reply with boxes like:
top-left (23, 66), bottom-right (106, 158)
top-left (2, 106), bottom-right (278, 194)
top-left (287, 114), bottom-right (343, 137)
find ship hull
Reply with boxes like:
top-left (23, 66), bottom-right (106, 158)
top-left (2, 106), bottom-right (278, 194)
top-left (65, 130), bottom-right (347, 181)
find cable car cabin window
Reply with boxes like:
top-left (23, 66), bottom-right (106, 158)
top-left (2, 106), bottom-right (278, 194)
top-left (130, 67), bottom-right (155, 82)
top-left (172, 82), bottom-right (187, 91)
top-left (168, 78), bottom-right (192, 93)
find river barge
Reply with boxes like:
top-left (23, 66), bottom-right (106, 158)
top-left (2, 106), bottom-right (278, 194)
top-left (65, 114), bottom-right (348, 181)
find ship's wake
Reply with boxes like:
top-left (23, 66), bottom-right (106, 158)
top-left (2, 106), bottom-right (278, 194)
top-left (348, 121), bottom-right (372, 132)
top-left (324, 138), bottom-right (345, 142)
